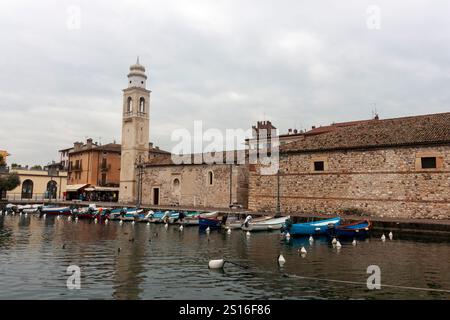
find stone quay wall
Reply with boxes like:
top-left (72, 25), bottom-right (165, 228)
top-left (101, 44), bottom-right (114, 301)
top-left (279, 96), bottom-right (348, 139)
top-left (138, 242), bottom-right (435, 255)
top-left (248, 145), bottom-right (450, 219)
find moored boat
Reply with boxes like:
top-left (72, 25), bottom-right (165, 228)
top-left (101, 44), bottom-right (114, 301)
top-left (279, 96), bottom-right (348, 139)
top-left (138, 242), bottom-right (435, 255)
top-left (326, 219), bottom-right (371, 238)
top-left (224, 215), bottom-right (273, 230)
top-left (241, 216), bottom-right (290, 231)
top-left (284, 217), bottom-right (341, 236)
top-left (40, 206), bottom-right (72, 215)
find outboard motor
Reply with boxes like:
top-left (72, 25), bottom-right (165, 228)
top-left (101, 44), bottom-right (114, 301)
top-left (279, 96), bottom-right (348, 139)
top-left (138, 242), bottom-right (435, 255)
top-left (244, 215), bottom-right (252, 228)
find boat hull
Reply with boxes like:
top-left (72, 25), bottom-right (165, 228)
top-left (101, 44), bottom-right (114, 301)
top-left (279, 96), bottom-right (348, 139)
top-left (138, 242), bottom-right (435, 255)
top-left (287, 217), bottom-right (341, 236)
top-left (199, 217), bottom-right (222, 229)
top-left (242, 216), bottom-right (289, 231)
top-left (326, 220), bottom-right (371, 238)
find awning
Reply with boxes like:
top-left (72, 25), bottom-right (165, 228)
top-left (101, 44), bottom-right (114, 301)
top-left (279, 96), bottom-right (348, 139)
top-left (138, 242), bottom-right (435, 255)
top-left (84, 186), bottom-right (119, 192)
top-left (66, 184), bottom-right (89, 192)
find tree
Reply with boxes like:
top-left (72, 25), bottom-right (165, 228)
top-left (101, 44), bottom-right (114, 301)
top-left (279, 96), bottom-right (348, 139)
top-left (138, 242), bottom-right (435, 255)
top-left (0, 154), bottom-right (5, 167)
top-left (0, 172), bottom-right (21, 194)
top-left (30, 165), bottom-right (43, 170)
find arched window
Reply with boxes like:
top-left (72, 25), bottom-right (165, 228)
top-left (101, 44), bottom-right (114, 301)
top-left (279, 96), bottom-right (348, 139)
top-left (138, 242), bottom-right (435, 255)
top-left (127, 97), bottom-right (133, 113)
top-left (139, 97), bottom-right (145, 113)
top-left (208, 171), bottom-right (213, 185)
top-left (22, 179), bottom-right (33, 199)
top-left (173, 178), bottom-right (180, 192)
top-left (46, 180), bottom-right (57, 199)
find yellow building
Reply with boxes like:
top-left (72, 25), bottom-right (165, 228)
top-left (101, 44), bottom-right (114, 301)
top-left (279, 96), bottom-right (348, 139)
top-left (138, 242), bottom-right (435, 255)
top-left (6, 168), bottom-right (67, 201)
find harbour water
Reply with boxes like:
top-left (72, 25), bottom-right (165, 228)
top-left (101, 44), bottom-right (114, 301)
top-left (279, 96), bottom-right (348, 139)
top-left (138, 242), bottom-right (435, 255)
top-left (0, 214), bottom-right (449, 300)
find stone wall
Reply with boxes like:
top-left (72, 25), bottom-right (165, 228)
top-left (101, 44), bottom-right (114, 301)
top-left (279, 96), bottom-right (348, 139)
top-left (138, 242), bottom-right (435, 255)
top-left (141, 164), bottom-right (249, 208)
top-left (249, 145), bottom-right (450, 219)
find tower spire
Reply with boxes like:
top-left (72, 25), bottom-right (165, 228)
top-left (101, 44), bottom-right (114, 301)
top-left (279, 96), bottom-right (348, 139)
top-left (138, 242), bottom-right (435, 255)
top-left (136, 56), bottom-right (140, 65)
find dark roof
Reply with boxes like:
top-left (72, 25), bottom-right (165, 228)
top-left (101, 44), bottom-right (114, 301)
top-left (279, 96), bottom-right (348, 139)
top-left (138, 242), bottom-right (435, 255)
top-left (95, 143), bottom-right (121, 153)
top-left (304, 118), bottom-right (377, 136)
top-left (282, 112), bottom-right (450, 153)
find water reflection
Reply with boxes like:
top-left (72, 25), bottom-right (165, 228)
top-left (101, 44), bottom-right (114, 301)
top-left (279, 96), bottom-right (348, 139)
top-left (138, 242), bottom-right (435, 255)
top-left (0, 213), bottom-right (449, 299)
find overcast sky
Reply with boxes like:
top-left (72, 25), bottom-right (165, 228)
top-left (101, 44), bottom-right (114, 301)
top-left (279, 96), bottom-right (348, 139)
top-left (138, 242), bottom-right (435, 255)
top-left (1, 0), bottom-right (450, 166)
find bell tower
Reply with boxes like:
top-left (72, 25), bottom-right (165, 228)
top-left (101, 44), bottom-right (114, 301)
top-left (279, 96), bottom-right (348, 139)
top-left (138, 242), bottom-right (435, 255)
top-left (119, 58), bottom-right (150, 203)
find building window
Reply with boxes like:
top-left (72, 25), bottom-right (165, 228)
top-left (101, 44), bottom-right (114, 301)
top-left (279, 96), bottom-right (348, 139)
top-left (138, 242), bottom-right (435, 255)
top-left (139, 97), bottom-right (145, 113)
top-left (208, 171), bottom-right (214, 185)
top-left (21, 180), bottom-right (33, 199)
top-left (127, 97), bottom-right (133, 113)
top-left (421, 157), bottom-right (437, 169)
top-left (173, 178), bottom-right (180, 192)
top-left (314, 161), bottom-right (325, 171)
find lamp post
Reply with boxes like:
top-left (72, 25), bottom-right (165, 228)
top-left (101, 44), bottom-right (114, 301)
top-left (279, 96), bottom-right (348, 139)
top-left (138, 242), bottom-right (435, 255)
top-left (135, 159), bottom-right (144, 208)
top-left (275, 169), bottom-right (281, 218)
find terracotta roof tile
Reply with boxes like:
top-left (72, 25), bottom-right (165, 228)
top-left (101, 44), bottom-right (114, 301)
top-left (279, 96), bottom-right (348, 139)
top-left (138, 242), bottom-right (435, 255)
top-left (282, 112), bottom-right (450, 153)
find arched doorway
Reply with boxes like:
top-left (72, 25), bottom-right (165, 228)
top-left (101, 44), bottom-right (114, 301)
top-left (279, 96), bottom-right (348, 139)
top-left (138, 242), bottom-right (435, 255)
top-left (21, 179), bottom-right (33, 199)
top-left (46, 180), bottom-right (57, 199)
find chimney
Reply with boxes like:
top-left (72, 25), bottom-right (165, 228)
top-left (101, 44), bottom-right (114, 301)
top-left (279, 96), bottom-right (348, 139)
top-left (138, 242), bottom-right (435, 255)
top-left (288, 128), bottom-right (292, 134)
top-left (86, 138), bottom-right (93, 148)
top-left (293, 129), bottom-right (298, 134)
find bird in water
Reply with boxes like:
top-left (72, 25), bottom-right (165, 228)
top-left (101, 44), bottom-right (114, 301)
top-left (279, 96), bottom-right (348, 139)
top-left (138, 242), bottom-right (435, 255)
top-left (381, 234), bottom-right (386, 241)
top-left (388, 231), bottom-right (393, 240)
top-left (179, 225), bottom-right (184, 231)
top-left (227, 228), bottom-right (232, 235)
top-left (246, 231), bottom-right (251, 237)
top-left (309, 236), bottom-right (314, 243)
top-left (332, 237), bottom-right (337, 245)
top-left (68, 216), bottom-right (72, 222)
top-left (105, 219), bottom-right (109, 224)
top-left (206, 227), bottom-right (210, 233)
top-left (285, 232), bottom-right (291, 240)
top-left (278, 253), bottom-right (286, 266)
top-left (119, 220), bottom-right (123, 226)
top-left (165, 223), bottom-right (169, 229)
top-left (352, 239), bottom-right (357, 246)
top-left (336, 240), bottom-right (342, 249)
top-left (300, 246), bottom-right (307, 254)
top-left (146, 222), bottom-right (150, 226)
top-left (131, 221), bottom-right (135, 225)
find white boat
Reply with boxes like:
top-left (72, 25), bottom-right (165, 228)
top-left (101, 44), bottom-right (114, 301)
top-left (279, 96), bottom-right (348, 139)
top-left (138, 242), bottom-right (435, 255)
top-left (21, 204), bottom-right (43, 214)
top-left (224, 215), bottom-right (273, 230)
top-left (241, 216), bottom-right (290, 231)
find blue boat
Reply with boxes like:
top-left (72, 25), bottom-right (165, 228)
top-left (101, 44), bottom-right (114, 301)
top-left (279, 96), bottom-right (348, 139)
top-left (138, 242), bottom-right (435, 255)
top-left (326, 219), bottom-right (371, 238)
top-left (284, 217), bottom-right (341, 236)
top-left (199, 217), bottom-right (222, 229)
